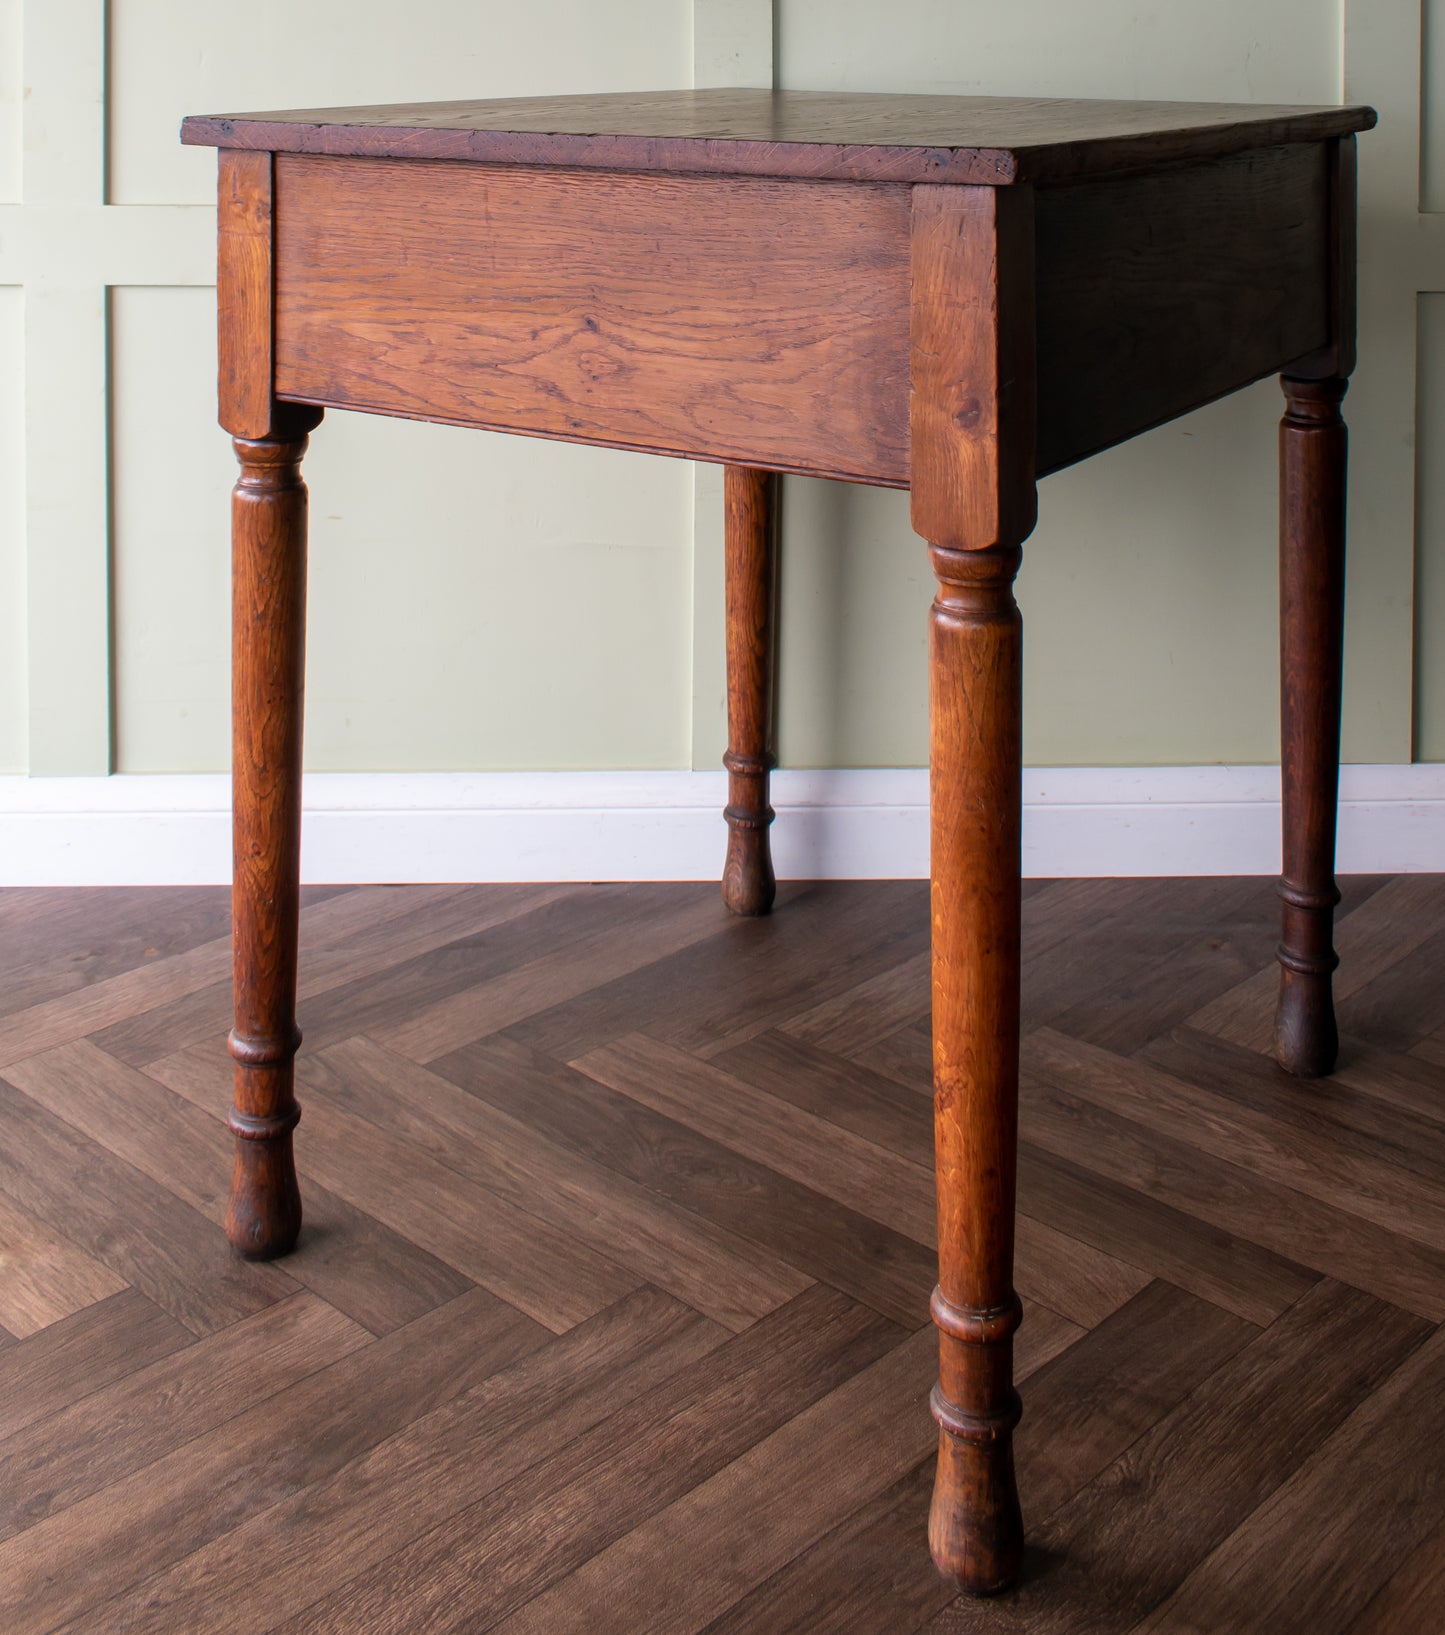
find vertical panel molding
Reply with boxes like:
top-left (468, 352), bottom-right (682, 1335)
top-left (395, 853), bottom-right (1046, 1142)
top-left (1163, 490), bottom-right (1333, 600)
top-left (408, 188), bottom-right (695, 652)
top-left (20, 0), bottom-right (113, 773)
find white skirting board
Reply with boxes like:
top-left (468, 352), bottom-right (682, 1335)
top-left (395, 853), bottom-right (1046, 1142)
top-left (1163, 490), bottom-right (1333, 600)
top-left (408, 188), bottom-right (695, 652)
top-left (1, 765), bottom-right (1443, 888)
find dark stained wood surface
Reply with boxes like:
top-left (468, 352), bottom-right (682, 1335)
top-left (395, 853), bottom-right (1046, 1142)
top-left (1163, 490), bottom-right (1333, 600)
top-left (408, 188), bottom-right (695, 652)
top-left (271, 157), bottom-right (911, 483)
top-left (5, 876), bottom-right (1441, 1630)
top-left (1276, 375), bottom-right (1349, 1076)
top-left (180, 88), bottom-right (1375, 187)
top-left (1034, 144), bottom-right (1330, 475)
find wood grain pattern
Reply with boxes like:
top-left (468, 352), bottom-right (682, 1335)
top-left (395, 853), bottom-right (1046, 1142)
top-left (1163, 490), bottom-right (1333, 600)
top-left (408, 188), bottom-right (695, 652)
top-left (227, 404), bottom-right (323, 1258)
top-left (216, 149), bottom-right (275, 440)
top-left (722, 466), bottom-right (778, 916)
top-left (180, 88), bottom-right (1375, 187)
top-left (0, 1191), bottom-right (126, 1337)
top-left (273, 156), bottom-right (911, 482)
top-left (909, 182), bottom-right (1036, 552)
top-left (0, 878), bottom-right (1442, 1631)
top-left (910, 179), bottom-right (1037, 1596)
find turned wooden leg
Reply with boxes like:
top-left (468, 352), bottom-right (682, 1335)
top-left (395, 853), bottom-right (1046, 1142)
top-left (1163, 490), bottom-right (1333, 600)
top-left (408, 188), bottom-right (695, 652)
top-left (1276, 375), bottom-right (1347, 1078)
top-left (226, 403), bottom-right (323, 1259)
top-left (721, 464), bottom-right (778, 916)
top-left (926, 540), bottom-right (1025, 1595)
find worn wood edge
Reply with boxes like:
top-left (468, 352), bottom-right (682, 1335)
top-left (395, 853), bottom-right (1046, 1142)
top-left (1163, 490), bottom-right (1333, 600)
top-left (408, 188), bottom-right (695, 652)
top-left (273, 393), bottom-right (911, 488)
top-left (909, 182), bottom-right (1037, 550)
top-left (1283, 134), bottom-right (1359, 384)
top-left (216, 149), bottom-right (275, 440)
top-left (180, 106), bottom-right (1375, 187)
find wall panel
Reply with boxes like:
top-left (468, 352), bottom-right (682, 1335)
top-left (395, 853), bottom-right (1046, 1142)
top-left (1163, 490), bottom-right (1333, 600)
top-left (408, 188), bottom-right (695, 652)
top-left (0, 287), bottom-right (24, 771)
top-left (108, 0), bottom-right (691, 204)
top-left (1416, 302), bottom-right (1445, 760)
top-left (0, 0), bottom-right (19, 201)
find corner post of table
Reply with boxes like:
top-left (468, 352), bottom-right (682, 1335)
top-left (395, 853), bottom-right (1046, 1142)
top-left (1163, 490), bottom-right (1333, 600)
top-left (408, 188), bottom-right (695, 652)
top-left (217, 147), bottom-right (322, 1258)
top-left (722, 465), bottom-right (779, 916)
top-left (1276, 135), bottom-right (1356, 1079)
top-left (910, 179), bottom-right (1037, 1595)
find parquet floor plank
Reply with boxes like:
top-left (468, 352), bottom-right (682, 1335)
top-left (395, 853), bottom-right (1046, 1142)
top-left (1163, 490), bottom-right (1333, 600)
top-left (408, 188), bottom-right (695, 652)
top-left (0, 876), bottom-right (1439, 1634)
top-left (0, 1291), bottom-right (367, 1545)
top-left (1030, 1028), bottom-right (1445, 1250)
top-left (302, 1034), bottom-right (813, 1330)
top-left (1017, 1142), bottom-right (1320, 1325)
top-left (146, 1037), bottom-right (642, 1332)
top-left (271, 1286), bottom-right (901, 1635)
top-left (13, 1037), bottom-right (477, 1337)
top-left (0, 1078), bottom-right (298, 1334)
top-left (1020, 1046), bottom-right (1445, 1319)
top-left (1130, 1325), bottom-right (1445, 1634)
top-left (64, 1288), bottom-right (721, 1635)
top-left (5, 1285), bottom-right (545, 1635)
top-left (0, 1288), bottom-right (192, 1442)
top-left (499, 879), bottom-right (927, 1065)
top-left (88, 882), bottom-right (570, 1068)
top-left (435, 1032), bottom-right (940, 1326)
top-left (0, 1188), bottom-right (127, 1336)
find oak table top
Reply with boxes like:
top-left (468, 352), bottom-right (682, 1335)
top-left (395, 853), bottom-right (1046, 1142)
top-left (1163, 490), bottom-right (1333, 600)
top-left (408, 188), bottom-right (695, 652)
top-left (181, 86), bottom-right (1374, 183)
top-left (183, 87), bottom-right (1372, 1604)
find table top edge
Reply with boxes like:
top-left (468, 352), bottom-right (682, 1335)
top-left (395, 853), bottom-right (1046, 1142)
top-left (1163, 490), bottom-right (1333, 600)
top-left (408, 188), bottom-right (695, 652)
top-left (179, 89), bottom-right (1376, 187)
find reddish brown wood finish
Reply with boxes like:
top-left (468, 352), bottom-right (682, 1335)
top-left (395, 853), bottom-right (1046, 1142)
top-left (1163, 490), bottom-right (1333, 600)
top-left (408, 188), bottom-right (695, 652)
top-left (722, 466), bottom-right (778, 917)
top-left (272, 156), bottom-right (910, 484)
top-left (180, 88), bottom-right (1374, 188)
top-left (185, 88), bottom-right (1372, 1595)
top-left (1276, 376), bottom-right (1348, 1079)
top-left (911, 183), bottom-right (1036, 1595)
top-left (217, 150), bottom-right (276, 441)
top-left (227, 403), bottom-right (323, 1258)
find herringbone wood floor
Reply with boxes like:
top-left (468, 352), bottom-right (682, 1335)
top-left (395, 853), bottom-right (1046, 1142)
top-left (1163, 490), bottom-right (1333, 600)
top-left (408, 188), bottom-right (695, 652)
top-left (2, 874), bottom-right (1444, 1633)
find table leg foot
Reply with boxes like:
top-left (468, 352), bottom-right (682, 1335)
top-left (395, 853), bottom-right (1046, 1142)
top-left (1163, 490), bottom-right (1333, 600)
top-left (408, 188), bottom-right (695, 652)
top-left (226, 1090), bottom-right (302, 1259)
top-left (721, 465), bottom-right (777, 917)
top-left (1276, 375), bottom-right (1347, 1079)
top-left (929, 1294), bottom-right (1025, 1595)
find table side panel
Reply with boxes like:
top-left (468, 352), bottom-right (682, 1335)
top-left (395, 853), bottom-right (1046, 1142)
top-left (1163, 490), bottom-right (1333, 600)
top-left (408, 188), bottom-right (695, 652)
top-left (1034, 142), bottom-right (1332, 476)
top-left (271, 156), bottom-right (912, 483)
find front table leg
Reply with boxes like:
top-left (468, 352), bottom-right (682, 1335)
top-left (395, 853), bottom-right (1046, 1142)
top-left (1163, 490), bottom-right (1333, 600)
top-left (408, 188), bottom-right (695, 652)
top-left (226, 402), bottom-right (324, 1258)
top-left (721, 465), bottom-right (778, 916)
top-left (926, 540), bottom-right (1026, 1593)
top-left (1276, 375), bottom-right (1348, 1077)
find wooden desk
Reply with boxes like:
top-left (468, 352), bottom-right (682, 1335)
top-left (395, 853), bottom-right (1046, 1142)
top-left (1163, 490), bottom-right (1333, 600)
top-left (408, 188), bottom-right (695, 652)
top-left (182, 89), bottom-right (1376, 1595)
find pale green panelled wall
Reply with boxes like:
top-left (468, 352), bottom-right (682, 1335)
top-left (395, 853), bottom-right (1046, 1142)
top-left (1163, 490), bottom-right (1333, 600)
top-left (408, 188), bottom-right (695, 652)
top-left (108, 0), bottom-right (694, 772)
top-left (766, 0), bottom-right (1413, 770)
top-left (1419, 294), bottom-right (1445, 760)
top-left (0, 0), bottom-right (23, 773)
top-left (1417, 4), bottom-right (1445, 760)
top-left (2, 1), bottom-right (1437, 775)
top-left (0, 285), bottom-right (23, 774)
